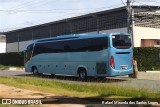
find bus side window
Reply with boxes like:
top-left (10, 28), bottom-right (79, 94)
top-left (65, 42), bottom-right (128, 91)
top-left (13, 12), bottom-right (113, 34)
top-left (89, 37), bottom-right (108, 51)
top-left (64, 45), bottom-right (71, 52)
top-left (63, 39), bottom-right (89, 52)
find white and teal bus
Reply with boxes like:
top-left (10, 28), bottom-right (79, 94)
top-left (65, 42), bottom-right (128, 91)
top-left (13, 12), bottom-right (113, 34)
top-left (24, 33), bottom-right (133, 80)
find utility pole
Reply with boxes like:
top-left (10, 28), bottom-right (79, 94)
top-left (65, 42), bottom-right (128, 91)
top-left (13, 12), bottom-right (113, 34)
top-left (127, 0), bottom-right (132, 34)
top-left (127, 0), bottom-right (134, 47)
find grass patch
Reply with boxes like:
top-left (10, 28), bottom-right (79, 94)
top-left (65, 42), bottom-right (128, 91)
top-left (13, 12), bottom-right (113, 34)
top-left (0, 64), bottom-right (24, 70)
top-left (0, 64), bottom-right (9, 69)
top-left (0, 105), bottom-right (40, 107)
top-left (0, 77), bottom-right (160, 99)
top-left (0, 97), bottom-right (2, 104)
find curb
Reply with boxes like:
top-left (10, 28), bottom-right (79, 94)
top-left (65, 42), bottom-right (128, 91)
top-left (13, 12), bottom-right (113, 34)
top-left (9, 67), bottom-right (25, 71)
top-left (146, 71), bottom-right (160, 73)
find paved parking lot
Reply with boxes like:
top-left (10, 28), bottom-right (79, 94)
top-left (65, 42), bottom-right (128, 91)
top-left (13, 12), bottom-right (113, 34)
top-left (137, 72), bottom-right (160, 80)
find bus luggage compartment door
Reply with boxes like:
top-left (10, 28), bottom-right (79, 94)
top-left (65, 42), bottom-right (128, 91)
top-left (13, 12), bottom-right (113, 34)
top-left (96, 62), bottom-right (107, 74)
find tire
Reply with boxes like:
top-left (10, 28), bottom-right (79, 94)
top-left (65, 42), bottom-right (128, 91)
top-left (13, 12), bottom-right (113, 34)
top-left (129, 69), bottom-right (138, 78)
top-left (78, 68), bottom-right (87, 81)
top-left (32, 67), bottom-right (39, 75)
top-left (51, 74), bottom-right (55, 77)
top-left (128, 74), bottom-right (134, 78)
top-left (128, 73), bottom-right (137, 78)
top-left (97, 77), bottom-right (106, 80)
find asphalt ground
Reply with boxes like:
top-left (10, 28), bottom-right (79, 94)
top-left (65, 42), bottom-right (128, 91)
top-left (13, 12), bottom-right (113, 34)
top-left (0, 70), bottom-right (160, 93)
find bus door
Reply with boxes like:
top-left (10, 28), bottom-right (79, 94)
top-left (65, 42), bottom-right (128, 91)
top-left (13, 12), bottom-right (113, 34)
top-left (110, 34), bottom-right (133, 71)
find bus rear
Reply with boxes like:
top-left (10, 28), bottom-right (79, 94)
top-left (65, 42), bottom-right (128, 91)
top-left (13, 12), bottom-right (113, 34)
top-left (108, 33), bottom-right (133, 76)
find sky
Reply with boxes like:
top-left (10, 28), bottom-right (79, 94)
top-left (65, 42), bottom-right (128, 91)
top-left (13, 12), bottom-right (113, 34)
top-left (0, 0), bottom-right (160, 32)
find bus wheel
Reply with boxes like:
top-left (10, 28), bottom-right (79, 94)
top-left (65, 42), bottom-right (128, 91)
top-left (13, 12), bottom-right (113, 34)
top-left (78, 68), bottom-right (87, 81)
top-left (32, 67), bottom-right (39, 75)
top-left (51, 74), bottom-right (55, 78)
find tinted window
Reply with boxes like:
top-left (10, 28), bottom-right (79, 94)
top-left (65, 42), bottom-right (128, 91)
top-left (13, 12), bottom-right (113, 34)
top-left (33, 37), bottom-right (108, 56)
top-left (25, 44), bottom-right (33, 62)
top-left (33, 43), bottom-right (44, 56)
top-left (89, 37), bottom-right (108, 51)
top-left (26, 44), bottom-right (33, 52)
top-left (44, 41), bottom-right (64, 53)
top-left (112, 34), bottom-right (131, 49)
top-left (64, 39), bottom-right (89, 52)
top-left (33, 41), bottom-right (65, 56)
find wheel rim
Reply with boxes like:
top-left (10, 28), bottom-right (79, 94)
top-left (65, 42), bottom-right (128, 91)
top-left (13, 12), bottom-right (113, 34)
top-left (33, 68), bottom-right (38, 74)
top-left (80, 71), bottom-right (86, 79)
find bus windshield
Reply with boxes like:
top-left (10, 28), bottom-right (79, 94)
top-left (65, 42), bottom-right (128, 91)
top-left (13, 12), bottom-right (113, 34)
top-left (112, 34), bottom-right (132, 49)
top-left (25, 44), bottom-right (33, 63)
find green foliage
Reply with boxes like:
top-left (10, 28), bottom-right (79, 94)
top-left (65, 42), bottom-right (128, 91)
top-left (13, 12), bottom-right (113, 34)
top-left (0, 64), bottom-right (9, 69)
top-left (134, 47), bottom-right (160, 71)
top-left (0, 52), bottom-right (24, 66)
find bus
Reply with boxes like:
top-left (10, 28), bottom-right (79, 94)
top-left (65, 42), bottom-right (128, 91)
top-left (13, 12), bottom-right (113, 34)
top-left (24, 33), bottom-right (133, 80)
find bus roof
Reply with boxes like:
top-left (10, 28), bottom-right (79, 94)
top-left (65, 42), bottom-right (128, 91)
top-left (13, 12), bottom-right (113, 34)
top-left (32, 33), bottom-right (129, 43)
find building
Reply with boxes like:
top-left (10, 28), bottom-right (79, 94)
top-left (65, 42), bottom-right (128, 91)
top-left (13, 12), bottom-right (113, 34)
top-left (3, 6), bottom-right (160, 52)
top-left (0, 34), bottom-right (6, 53)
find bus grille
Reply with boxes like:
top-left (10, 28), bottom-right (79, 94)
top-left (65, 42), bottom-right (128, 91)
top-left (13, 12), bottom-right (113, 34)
top-left (96, 62), bottom-right (107, 74)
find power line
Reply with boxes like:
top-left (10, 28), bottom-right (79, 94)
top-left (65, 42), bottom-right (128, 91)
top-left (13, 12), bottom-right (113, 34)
top-left (0, 0), bottom-right (58, 16)
top-left (19, 0), bottom-right (58, 11)
top-left (134, 1), bottom-right (149, 6)
top-left (0, 3), bottom-right (123, 16)
top-left (132, 0), bottom-right (160, 6)
top-left (0, 7), bottom-right (122, 12)
top-left (0, 3), bottom-right (123, 13)
top-left (0, 1), bottom-right (124, 31)
top-left (6, 0), bottom-right (46, 10)
top-left (120, 0), bottom-right (126, 7)
top-left (0, 0), bottom-right (43, 16)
